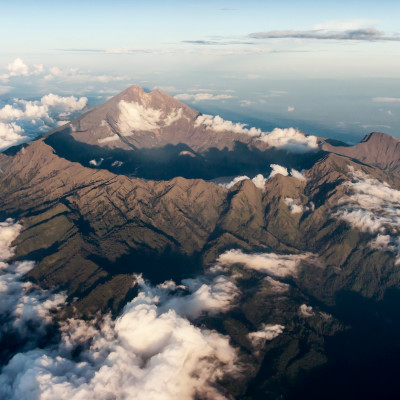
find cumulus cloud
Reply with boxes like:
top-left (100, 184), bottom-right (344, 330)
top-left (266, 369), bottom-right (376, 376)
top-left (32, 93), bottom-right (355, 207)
top-left (89, 158), bottom-right (104, 167)
top-left (118, 101), bottom-right (183, 134)
top-left (335, 167), bottom-right (400, 263)
top-left (195, 114), bottom-right (261, 136)
top-left (0, 220), bottom-right (241, 399)
top-left (250, 27), bottom-right (400, 41)
top-left (0, 94), bottom-right (87, 151)
top-left (248, 324), bottom-right (284, 347)
top-left (219, 174), bottom-right (267, 190)
top-left (299, 304), bottom-right (314, 317)
top-left (0, 274), bottom-right (239, 400)
top-left (287, 106), bottom-right (294, 112)
top-left (290, 168), bottom-right (306, 181)
top-left (269, 164), bottom-right (289, 178)
top-left (217, 249), bottom-right (315, 278)
top-left (284, 197), bottom-right (307, 214)
top-left (259, 128), bottom-right (319, 153)
top-left (175, 93), bottom-right (233, 102)
top-left (0, 58), bottom-right (43, 81)
top-left (195, 116), bottom-right (318, 152)
top-left (0, 219), bottom-right (66, 340)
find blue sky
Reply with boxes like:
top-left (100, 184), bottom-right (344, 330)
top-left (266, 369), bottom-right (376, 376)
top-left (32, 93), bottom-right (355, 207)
top-left (0, 0), bottom-right (399, 143)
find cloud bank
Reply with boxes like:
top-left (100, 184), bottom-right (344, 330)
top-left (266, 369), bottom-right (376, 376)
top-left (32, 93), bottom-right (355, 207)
top-left (0, 219), bottom-right (243, 400)
top-left (248, 324), bottom-right (285, 347)
top-left (195, 115), bottom-right (318, 153)
top-left (0, 94), bottom-right (87, 151)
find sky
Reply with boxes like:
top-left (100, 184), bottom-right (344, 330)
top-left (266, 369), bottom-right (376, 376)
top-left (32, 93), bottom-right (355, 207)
top-left (0, 0), bottom-right (400, 144)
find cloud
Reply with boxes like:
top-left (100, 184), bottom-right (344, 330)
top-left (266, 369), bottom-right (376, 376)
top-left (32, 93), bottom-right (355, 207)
top-left (284, 197), bottom-right (306, 214)
top-left (0, 85), bottom-right (12, 95)
top-left (299, 304), bottom-right (314, 317)
top-left (117, 101), bottom-right (183, 134)
top-left (195, 114), bottom-right (261, 136)
top-left (287, 106), bottom-right (295, 112)
top-left (0, 220), bottom-right (66, 340)
top-left (175, 93), bottom-right (233, 102)
top-left (98, 134), bottom-right (119, 144)
top-left (372, 97), bottom-right (400, 103)
top-left (0, 94), bottom-right (87, 151)
top-left (0, 219), bottom-right (241, 399)
top-left (269, 164), bottom-right (289, 178)
top-left (259, 128), bottom-right (319, 153)
top-left (249, 27), bottom-right (400, 41)
top-left (290, 168), bottom-right (306, 181)
top-left (248, 324), bottom-right (285, 347)
top-left (240, 100), bottom-right (253, 107)
top-left (219, 174), bottom-right (267, 190)
top-left (217, 249), bottom-right (314, 278)
top-left (0, 58), bottom-right (43, 81)
top-left (335, 167), bottom-right (400, 262)
top-left (0, 274), bottom-right (239, 400)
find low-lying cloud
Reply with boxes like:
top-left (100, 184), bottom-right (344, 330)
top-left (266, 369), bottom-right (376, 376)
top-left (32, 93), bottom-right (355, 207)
top-left (217, 249), bottom-right (315, 278)
top-left (248, 324), bottom-right (285, 347)
top-left (0, 219), bottom-right (243, 400)
top-left (335, 167), bottom-right (400, 263)
top-left (175, 93), bottom-right (233, 102)
top-left (195, 115), bottom-right (319, 153)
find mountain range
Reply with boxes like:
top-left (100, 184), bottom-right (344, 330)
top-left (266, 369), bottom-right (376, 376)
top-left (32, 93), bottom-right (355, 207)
top-left (1, 86), bottom-right (400, 399)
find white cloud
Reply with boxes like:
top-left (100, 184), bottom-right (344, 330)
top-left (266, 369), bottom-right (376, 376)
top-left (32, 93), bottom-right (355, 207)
top-left (0, 275), bottom-right (238, 400)
top-left (0, 219), bottom-right (22, 261)
top-left (0, 85), bottom-right (12, 95)
top-left (175, 93), bottom-right (233, 102)
top-left (284, 197), bottom-right (306, 214)
top-left (248, 324), bottom-right (284, 347)
top-left (0, 221), bottom-right (240, 399)
top-left (219, 174), bottom-right (267, 190)
top-left (335, 167), bottom-right (400, 263)
top-left (372, 97), bottom-right (400, 103)
top-left (0, 220), bottom-right (66, 339)
top-left (0, 122), bottom-right (27, 152)
top-left (240, 100), bottom-right (253, 107)
top-left (98, 134), bottom-right (120, 144)
top-left (195, 114), bottom-right (261, 136)
top-left (287, 106), bottom-right (294, 112)
top-left (259, 128), bottom-right (319, 153)
top-left (118, 101), bottom-right (182, 134)
top-left (160, 274), bottom-right (238, 318)
top-left (269, 164), bottom-right (289, 178)
top-left (217, 249), bottom-right (314, 278)
top-left (89, 158), bottom-right (104, 167)
top-left (251, 174), bottom-right (267, 189)
top-left (0, 94), bottom-right (87, 151)
top-left (290, 168), bottom-right (306, 181)
top-left (299, 304), bottom-right (314, 317)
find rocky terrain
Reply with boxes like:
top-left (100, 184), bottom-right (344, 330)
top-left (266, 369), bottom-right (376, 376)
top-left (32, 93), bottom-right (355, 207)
top-left (1, 86), bottom-right (400, 399)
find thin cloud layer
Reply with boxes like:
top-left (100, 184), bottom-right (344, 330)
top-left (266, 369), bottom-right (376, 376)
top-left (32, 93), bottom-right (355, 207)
top-left (248, 324), bottom-right (285, 347)
top-left (249, 27), bottom-right (400, 41)
top-left (217, 249), bottom-right (314, 278)
top-left (175, 93), bottom-right (233, 102)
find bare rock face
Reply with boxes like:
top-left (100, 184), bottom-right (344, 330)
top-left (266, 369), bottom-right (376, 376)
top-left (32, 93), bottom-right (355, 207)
top-left (322, 131), bottom-right (400, 172)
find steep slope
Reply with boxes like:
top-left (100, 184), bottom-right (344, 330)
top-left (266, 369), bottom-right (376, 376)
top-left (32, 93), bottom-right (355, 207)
top-left (323, 131), bottom-right (400, 172)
